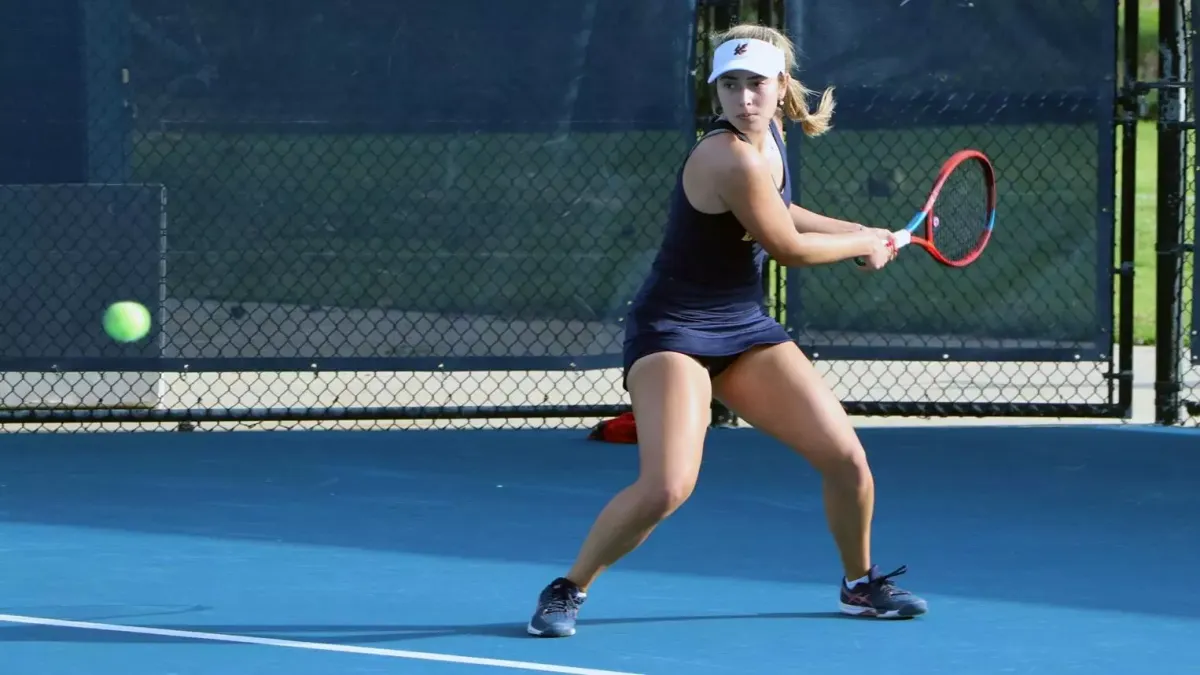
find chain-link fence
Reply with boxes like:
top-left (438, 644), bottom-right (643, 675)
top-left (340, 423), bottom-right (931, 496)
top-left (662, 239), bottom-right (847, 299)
top-left (1154, 0), bottom-right (1200, 427)
top-left (2, 1), bottom-right (700, 432)
top-left (775, 0), bottom-right (1124, 418)
top-left (1180, 0), bottom-right (1200, 426)
top-left (1, 0), bottom-right (1133, 432)
top-left (1185, 188), bottom-right (1198, 427)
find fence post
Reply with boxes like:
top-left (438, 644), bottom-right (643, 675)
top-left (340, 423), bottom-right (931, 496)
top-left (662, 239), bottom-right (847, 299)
top-left (1115, 0), bottom-right (1140, 418)
top-left (705, 0), bottom-right (740, 428)
top-left (1155, 0), bottom-right (1188, 425)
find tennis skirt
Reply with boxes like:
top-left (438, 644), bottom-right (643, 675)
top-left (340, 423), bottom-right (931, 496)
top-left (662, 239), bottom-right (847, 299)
top-left (621, 305), bottom-right (792, 390)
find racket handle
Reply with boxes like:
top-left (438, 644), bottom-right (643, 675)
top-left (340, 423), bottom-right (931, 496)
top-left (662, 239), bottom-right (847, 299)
top-left (854, 230), bottom-right (911, 266)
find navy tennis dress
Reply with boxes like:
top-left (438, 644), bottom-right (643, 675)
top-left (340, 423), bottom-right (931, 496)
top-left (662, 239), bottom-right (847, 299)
top-left (621, 117), bottom-right (793, 387)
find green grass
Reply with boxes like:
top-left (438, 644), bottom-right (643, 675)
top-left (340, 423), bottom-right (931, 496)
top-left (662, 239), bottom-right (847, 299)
top-left (1123, 120), bottom-right (1159, 344)
top-left (1120, 120), bottom-right (1195, 346)
top-left (1116, 1), bottom-right (1196, 348)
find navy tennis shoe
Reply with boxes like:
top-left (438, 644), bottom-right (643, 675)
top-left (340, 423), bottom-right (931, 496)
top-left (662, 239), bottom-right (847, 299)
top-left (839, 564), bottom-right (928, 619)
top-left (527, 577), bottom-right (587, 637)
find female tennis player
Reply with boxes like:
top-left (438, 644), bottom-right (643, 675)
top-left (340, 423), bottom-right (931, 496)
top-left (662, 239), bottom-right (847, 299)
top-left (527, 24), bottom-right (927, 637)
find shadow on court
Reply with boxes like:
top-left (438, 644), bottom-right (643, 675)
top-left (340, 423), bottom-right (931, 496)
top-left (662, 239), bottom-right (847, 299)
top-left (0, 611), bottom-right (855, 645)
top-left (1, 425), bottom-right (1197, 621)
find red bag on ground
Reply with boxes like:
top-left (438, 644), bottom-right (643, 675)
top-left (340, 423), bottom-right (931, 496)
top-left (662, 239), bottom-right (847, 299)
top-left (587, 411), bottom-right (637, 444)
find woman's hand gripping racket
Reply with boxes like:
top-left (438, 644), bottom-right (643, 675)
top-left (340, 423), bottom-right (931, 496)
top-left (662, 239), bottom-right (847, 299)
top-left (858, 149), bottom-right (997, 268)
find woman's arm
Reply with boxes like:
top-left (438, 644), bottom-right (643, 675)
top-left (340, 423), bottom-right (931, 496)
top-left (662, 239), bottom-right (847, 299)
top-left (704, 141), bottom-right (892, 268)
top-left (789, 203), bottom-right (891, 239)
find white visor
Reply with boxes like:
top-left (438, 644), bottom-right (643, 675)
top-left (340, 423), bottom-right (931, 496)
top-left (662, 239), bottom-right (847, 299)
top-left (707, 38), bottom-right (786, 84)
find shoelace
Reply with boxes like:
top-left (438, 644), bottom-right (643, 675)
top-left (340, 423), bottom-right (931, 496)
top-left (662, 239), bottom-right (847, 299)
top-left (868, 565), bottom-right (911, 596)
top-left (543, 589), bottom-right (580, 614)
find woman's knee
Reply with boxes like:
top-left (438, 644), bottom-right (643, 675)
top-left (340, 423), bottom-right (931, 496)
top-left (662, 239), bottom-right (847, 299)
top-left (624, 351), bottom-right (712, 520)
top-left (813, 441), bottom-right (874, 489)
top-left (632, 472), bottom-right (698, 520)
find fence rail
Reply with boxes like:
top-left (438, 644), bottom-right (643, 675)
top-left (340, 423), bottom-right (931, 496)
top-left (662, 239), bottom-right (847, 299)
top-left (6, 0), bottom-right (1197, 432)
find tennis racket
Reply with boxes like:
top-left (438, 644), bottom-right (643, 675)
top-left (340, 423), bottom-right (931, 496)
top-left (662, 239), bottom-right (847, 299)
top-left (857, 149), bottom-right (996, 268)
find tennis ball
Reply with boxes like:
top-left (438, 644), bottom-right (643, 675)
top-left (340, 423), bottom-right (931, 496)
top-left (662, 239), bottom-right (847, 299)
top-left (103, 301), bottom-right (152, 343)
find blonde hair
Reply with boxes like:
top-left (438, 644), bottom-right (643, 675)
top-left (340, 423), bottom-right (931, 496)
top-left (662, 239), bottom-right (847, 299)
top-left (712, 24), bottom-right (835, 137)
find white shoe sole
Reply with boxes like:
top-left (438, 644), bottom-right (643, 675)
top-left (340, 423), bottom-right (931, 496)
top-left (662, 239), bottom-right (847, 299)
top-left (527, 622), bottom-right (576, 637)
top-left (839, 602), bottom-right (925, 619)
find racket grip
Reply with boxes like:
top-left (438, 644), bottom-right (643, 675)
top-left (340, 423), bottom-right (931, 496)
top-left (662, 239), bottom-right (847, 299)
top-left (854, 230), bottom-right (910, 266)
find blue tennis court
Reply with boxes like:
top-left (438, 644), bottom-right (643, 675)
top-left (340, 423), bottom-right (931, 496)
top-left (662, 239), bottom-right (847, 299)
top-left (2, 424), bottom-right (1195, 674)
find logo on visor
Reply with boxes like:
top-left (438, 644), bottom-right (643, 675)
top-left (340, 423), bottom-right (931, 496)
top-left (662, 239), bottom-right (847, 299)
top-left (733, 42), bottom-right (749, 56)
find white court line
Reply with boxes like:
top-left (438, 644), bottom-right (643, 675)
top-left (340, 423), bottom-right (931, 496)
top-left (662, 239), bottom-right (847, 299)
top-left (0, 614), bottom-right (642, 675)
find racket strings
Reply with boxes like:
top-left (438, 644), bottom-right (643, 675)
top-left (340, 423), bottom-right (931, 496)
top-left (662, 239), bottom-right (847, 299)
top-left (931, 160), bottom-right (990, 262)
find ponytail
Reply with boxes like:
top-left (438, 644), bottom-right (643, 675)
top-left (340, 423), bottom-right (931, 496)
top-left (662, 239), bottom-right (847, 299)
top-left (782, 78), bottom-right (835, 137)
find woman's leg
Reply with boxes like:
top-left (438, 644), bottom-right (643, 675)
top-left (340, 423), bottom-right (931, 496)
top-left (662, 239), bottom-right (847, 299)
top-left (712, 341), bottom-right (927, 619)
top-left (527, 351), bottom-right (714, 637)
